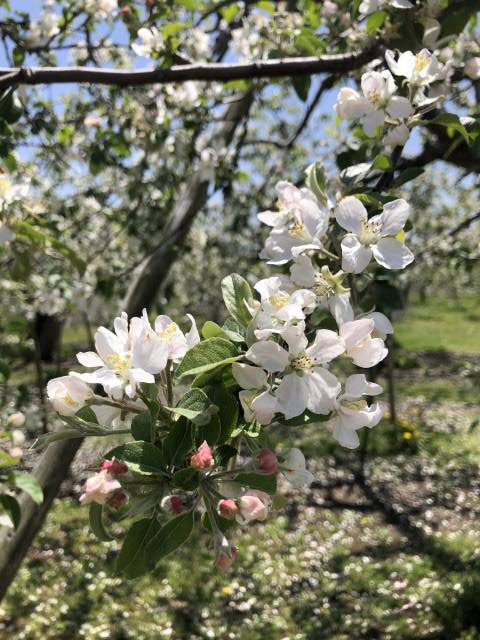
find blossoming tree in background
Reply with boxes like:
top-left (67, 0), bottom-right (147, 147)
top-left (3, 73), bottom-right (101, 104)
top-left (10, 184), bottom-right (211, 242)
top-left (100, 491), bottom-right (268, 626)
top-left (0, 0), bottom-right (479, 590)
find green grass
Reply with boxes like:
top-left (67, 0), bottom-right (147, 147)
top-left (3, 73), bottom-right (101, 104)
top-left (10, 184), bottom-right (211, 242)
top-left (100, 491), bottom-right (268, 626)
top-left (394, 295), bottom-right (480, 354)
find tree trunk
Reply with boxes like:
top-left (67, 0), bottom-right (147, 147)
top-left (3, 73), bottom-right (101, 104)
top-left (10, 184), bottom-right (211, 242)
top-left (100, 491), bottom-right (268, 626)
top-left (0, 91), bottom-right (253, 602)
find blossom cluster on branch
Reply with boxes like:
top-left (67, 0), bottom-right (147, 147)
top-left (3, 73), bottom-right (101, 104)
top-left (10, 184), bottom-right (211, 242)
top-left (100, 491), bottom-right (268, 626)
top-left (41, 139), bottom-right (414, 570)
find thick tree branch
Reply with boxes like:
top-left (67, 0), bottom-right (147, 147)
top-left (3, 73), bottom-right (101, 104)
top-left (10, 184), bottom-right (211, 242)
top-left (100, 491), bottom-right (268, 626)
top-left (0, 45), bottom-right (381, 90)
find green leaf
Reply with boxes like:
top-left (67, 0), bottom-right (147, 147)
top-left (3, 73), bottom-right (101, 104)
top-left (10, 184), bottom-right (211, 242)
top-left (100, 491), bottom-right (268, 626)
top-left (235, 472), bottom-right (277, 495)
top-left (163, 418), bottom-right (193, 467)
top-left (173, 467), bottom-right (200, 490)
top-left (392, 166), bottom-right (425, 188)
top-left (116, 517), bottom-right (161, 578)
top-left (146, 511), bottom-right (194, 567)
top-left (430, 113), bottom-right (470, 144)
top-left (0, 494), bottom-right (20, 528)
top-left (221, 274), bottom-right (254, 328)
top-left (205, 385), bottom-right (239, 444)
top-left (291, 75), bottom-right (311, 102)
top-left (9, 471), bottom-right (43, 504)
top-left (202, 320), bottom-right (244, 343)
top-left (76, 406), bottom-right (98, 424)
top-left (367, 11), bottom-right (387, 35)
top-left (294, 29), bottom-right (324, 55)
top-left (169, 388), bottom-right (212, 423)
top-left (372, 154), bottom-right (392, 172)
top-left (131, 411), bottom-right (152, 442)
top-left (441, 2), bottom-right (480, 37)
top-left (175, 338), bottom-right (241, 379)
top-left (305, 161), bottom-right (329, 206)
top-left (89, 503), bottom-right (113, 541)
top-left (105, 442), bottom-right (165, 474)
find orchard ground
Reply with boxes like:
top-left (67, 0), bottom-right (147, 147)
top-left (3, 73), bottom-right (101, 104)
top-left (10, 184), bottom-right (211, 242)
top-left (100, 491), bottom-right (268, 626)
top-left (1, 295), bottom-right (479, 640)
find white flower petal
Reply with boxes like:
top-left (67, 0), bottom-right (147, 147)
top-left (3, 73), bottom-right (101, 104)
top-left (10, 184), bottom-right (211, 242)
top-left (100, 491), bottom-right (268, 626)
top-left (232, 362), bottom-right (267, 390)
top-left (246, 341), bottom-right (289, 373)
top-left (379, 199), bottom-right (410, 235)
top-left (340, 235), bottom-right (372, 274)
top-left (276, 373), bottom-right (309, 419)
top-left (372, 237), bottom-right (414, 269)
top-left (335, 197), bottom-right (367, 234)
top-left (76, 351), bottom-right (104, 368)
top-left (386, 96), bottom-right (413, 119)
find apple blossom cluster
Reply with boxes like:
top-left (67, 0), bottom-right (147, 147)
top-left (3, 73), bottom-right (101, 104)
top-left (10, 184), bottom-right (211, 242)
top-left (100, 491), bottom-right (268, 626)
top-left (42, 158), bottom-right (414, 573)
top-left (335, 48), bottom-right (448, 146)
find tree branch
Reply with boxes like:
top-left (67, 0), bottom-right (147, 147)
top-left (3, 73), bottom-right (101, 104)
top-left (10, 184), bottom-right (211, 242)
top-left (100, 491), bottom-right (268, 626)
top-left (0, 45), bottom-right (381, 90)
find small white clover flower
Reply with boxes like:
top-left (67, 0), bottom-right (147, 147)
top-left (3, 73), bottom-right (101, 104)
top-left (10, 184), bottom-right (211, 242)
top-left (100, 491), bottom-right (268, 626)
top-left (335, 196), bottom-right (414, 273)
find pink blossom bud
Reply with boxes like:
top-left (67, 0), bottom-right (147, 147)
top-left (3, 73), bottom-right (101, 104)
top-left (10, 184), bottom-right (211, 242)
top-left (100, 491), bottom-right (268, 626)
top-left (191, 440), bottom-right (213, 469)
top-left (79, 471), bottom-right (121, 505)
top-left (161, 495), bottom-right (184, 514)
top-left (101, 458), bottom-right (128, 475)
top-left (217, 546), bottom-right (237, 571)
top-left (218, 499), bottom-right (239, 519)
top-left (238, 490), bottom-right (270, 522)
top-left (257, 448), bottom-right (278, 474)
top-left (106, 491), bottom-right (128, 509)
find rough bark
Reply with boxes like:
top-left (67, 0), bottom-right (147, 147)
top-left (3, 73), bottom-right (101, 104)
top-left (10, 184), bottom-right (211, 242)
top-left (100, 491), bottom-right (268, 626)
top-left (0, 91), bottom-right (253, 603)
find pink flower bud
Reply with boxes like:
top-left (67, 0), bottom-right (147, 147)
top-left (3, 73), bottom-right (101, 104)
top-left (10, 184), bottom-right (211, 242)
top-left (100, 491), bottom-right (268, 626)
top-left (191, 440), bottom-right (213, 469)
top-left (238, 490), bottom-right (271, 522)
top-left (161, 495), bottom-right (184, 514)
top-left (217, 546), bottom-right (237, 571)
top-left (101, 458), bottom-right (128, 475)
top-left (218, 499), bottom-right (239, 519)
top-left (257, 448), bottom-right (278, 474)
top-left (106, 491), bottom-right (128, 509)
top-left (79, 471), bottom-right (121, 505)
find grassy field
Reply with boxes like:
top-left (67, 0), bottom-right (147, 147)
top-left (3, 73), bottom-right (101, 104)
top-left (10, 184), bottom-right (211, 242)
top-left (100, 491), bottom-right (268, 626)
top-left (1, 295), bottom-right (480, 639)
top-left (394, 295), bottom-right (480, 354)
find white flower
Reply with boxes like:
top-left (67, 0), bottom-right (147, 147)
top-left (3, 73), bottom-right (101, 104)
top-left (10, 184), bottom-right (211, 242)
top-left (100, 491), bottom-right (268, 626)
top-left (83, 0), bottom-right (117, 17)
top-left (314, 318), bottom-right (388, 368)
top-left (46, 375), bottom-right (94, 416)
top-left (335, 71), bottom-right (413, 136)
top-left (386, 48), bottom-right (444, 88)
top-left (290, 256), bottom-right (354, 325)
top-left (132, 27), bottom-right (165, 58)
top-left (26, 7), bottom-right (60, 47)
top-left (258, 182), bottom-right (330, 264)
top-left (465, 57), bottom-right (480, 80)
top-left (141, 310), bottom-right (200, 361)
top-left (335, 196), bottom-right (414, 273)
top-left (365, 312), bottom-right (393, 340)
top-left (384, 123), bottom-right (410, 147)
top-left (326, 374), bottom-right (383, 449)
top-left (75, 312), bottom-right (168, 399)
top-left (253, 276), bottom-right (315, 339)
top-left (281, 448), bottom-right (314, 487)
top-left (359, 0), bottom-right (412, 16)
top-left (7, 412), bottom-right (26, 428)
top-left (232, 363), bottom-right (277, 425)
top-left (246, 323), bottom-right (341, 419)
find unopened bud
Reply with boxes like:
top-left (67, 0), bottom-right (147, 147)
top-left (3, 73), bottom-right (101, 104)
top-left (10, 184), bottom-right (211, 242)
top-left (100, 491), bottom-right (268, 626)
top-left (7, 412), bottom-right (25, 428)
top-left (218, 499), bottom-right (239, 519)
top-left (191, 440), bottom-right (213, 469)
top-left (101, 458), bottom-right (128, 475)
top-left (106, 491), bottom-right (128, 509)
top-left (161, 495), bottom-right (184, 514)
top-left (257, 448), bottom-right (278, 474)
